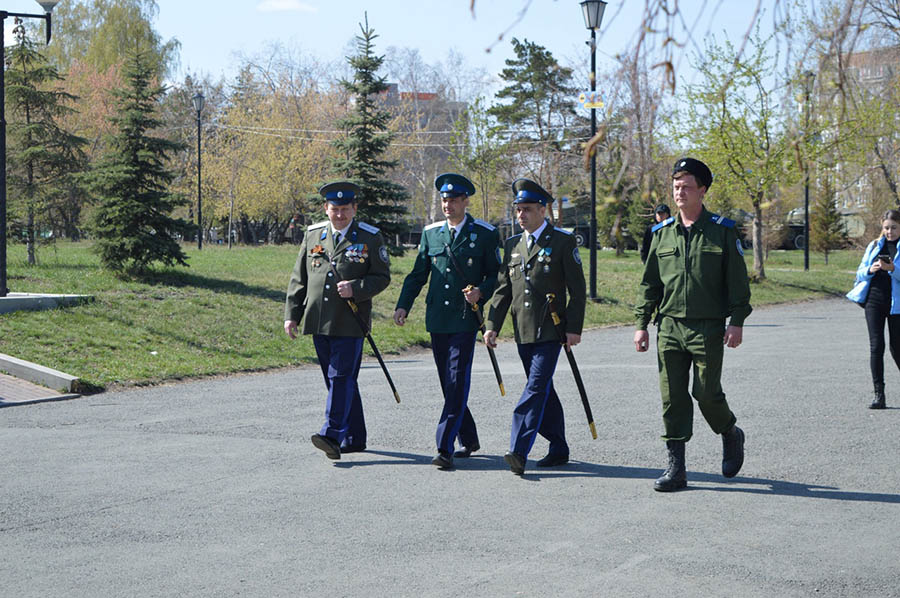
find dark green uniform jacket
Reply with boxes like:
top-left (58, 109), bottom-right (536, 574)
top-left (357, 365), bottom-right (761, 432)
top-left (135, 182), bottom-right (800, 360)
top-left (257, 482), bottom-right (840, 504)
top-left (396, 214), bottom-right (501, 334)
top-left (284, 219), bottom-right (391, 337)
top-left (635, 206), bottom-right (752, 330)
top-left (487, 222), bottom-right (587, 344)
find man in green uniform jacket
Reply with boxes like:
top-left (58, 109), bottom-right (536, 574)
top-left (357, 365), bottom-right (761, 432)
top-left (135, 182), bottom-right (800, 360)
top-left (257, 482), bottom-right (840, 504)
top-left (284, 181), bottom-right (391, 460)
top-left (485, 179), bottom-right (586, 475)
top-left (633, 158), bottom-right (752, 491)
top-left (394, 173), bottom-right (501, 469)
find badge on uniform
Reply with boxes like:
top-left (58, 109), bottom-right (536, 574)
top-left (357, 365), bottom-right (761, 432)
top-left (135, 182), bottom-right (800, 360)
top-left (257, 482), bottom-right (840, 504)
top-left (736, 238), bottom-right (744, 257)
top-left (380, 245), bottom-right (390, 264)
top-left (467, 257), bottom-right (473, 267)
top-left (496, 247), bottom-right (502, 264)
top-left (310, 244), bottom-right (326, 256)
top-left (573, 247), bottom-right (582, 265)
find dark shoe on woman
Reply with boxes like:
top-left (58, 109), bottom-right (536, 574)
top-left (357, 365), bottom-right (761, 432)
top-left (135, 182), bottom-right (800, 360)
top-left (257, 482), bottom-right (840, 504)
top-left (870, 384), bottom-right (886, 409)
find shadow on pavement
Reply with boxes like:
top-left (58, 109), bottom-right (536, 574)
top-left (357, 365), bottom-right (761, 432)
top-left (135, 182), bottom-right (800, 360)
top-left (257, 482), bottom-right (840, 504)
top-left (336, 454), bottom-right (900, 503)
top-left (511, 461), bottom-right (900, 503)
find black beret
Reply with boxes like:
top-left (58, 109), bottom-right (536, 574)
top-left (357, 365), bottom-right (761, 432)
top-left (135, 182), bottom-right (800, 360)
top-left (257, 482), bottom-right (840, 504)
top-left (655, 203), bottom-right (671, 214)
top-left (672, 158), bottom-right (713, 189)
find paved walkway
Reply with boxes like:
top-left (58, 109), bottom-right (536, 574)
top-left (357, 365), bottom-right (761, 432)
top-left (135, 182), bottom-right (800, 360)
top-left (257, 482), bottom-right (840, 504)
top-left (1, 299), bottom-right (898, 597)
top-left (0, 373), bottom-right (77, 407)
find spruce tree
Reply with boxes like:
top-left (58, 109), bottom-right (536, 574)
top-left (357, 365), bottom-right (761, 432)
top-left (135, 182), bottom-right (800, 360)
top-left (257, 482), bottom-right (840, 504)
top-left (811, 175), bottom-right (849, 265)
top-left (331, 15), bottom-right (408, 249)
top-left (5, 19), bottom-right (87, 265)
top-left (86, 50), bottom-right (189, 274)
top-left (489, 38), bottom-right (581, 222)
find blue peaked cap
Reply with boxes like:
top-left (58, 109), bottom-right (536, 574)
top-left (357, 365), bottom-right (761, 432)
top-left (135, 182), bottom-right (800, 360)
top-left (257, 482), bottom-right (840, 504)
top-left (512, 178), bottom-right (553, 205)
top-left (319, 181), bottom-right (360, 205)
top-left (435, 173), bottom-right (476, 197)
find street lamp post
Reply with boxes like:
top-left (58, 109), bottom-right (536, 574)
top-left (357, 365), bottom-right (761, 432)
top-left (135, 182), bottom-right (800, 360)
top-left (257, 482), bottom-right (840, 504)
top-left (192, 91), bottom-right (204, 250)
top-left (581, 0), bottom-right (606, 301)
top-left (1, 0), bottom-right (59, 297)
top-left (803, 70), bottom-right (814, 272)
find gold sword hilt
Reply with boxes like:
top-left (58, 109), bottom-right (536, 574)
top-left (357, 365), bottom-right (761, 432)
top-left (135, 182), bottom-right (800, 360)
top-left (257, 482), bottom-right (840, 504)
top-left (463, 284), bottom-right (480, 312)
top-left (546, 293), bottom-right (562, 326)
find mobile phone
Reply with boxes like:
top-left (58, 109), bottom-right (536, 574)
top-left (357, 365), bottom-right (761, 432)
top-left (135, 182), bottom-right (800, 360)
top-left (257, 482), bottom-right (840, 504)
top-left (879, 254), bottom-right (893, 264)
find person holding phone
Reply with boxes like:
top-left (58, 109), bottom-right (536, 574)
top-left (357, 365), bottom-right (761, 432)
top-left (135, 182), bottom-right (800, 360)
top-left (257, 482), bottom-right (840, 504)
top-left (847, 209), bottom-right (900, 409)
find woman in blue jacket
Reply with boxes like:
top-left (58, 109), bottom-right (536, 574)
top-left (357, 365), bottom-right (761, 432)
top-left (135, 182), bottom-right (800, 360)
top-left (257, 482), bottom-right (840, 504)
top-left (847, 209), bottom-right (900, 409)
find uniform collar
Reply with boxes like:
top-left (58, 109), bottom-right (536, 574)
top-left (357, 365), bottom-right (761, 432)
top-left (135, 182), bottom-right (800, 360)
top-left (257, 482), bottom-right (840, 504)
top-left (678, 206), bottom-right (709, 231)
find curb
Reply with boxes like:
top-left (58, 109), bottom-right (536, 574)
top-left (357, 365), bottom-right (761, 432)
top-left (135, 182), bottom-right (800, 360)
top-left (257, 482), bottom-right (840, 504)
top-left (0, 353), bottom-right (79, 392)
top-left (0, 292), bottom-right (94, 315)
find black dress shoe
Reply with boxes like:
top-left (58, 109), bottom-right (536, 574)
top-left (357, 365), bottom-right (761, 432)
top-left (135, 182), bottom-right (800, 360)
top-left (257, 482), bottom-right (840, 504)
top-left (721, 425), bottom-right (745, 478)
top-left (453, 442), bottom-right (480, 458)
top-left (311, 434), bottom-right (341, 460)
top-left (432, 452), bottom-right (454, 469)
top-left (340, 444), bottom-right (367, 454)
top-left (536, 453), bottom-right (569, 468)
top-left (504, 451), bottom-right (526, 475)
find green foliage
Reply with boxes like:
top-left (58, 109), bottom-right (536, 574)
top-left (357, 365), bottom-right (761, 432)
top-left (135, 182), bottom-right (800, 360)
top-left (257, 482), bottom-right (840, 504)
top-left (449, 96), bottom-right (506, 220)
top-left (811, 175), bottom-right (849, 263)
top-left (85, 50), bottom-right (190, 274)
top-left (678, 27), bottom-right (799, 278)
top-left (488, 38), bottom-right (584, 220)
top-left (4, 23), bottom-right (88, 264)
top-left (331, 15), bottom-right (408, 249)
top-left (44, 0), bottom-right (179, 79)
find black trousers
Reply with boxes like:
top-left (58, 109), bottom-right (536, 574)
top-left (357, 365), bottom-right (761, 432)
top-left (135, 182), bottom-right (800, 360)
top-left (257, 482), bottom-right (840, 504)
top-left (864, 297), bottom-right (900, 387)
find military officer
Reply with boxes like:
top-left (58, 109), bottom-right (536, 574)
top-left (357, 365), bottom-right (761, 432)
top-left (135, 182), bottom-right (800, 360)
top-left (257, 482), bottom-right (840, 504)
top-left (485, 179), bottom-right (586, 475)
top-left (394, 173), bottom-right (501, 470)
top-left (633, 158), bottom-right (751, 492)
top-left (284, 181), bottom-right (391, 460)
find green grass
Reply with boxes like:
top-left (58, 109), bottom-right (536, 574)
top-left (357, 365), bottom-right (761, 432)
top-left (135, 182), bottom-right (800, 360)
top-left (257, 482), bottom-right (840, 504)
top-left (1, 241), bottom-right (859, 389)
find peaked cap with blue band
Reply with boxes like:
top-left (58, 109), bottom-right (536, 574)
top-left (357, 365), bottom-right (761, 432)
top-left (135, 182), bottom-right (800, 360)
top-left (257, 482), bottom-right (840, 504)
top-left (672, 157), bottom-right (713, 189)
top-left (435, 173), bottom-right (476, 198)
top-left (318, 181), bottom-right (360, 205)
top-left (512, 178), bottom-right (553, 205)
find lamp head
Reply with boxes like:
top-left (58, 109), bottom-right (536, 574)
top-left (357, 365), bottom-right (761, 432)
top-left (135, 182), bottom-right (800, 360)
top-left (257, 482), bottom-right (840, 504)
top-left (192, 92), bottom-right (205, 114)
top-left (36, 1), bottom-right (60, 13)
top-left (580, 0), bottom-right (607, 30)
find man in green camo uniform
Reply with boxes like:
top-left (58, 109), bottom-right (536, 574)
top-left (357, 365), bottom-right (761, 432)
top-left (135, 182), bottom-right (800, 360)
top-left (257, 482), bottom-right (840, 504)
top-left (633, 158), bottom-right (751, 492)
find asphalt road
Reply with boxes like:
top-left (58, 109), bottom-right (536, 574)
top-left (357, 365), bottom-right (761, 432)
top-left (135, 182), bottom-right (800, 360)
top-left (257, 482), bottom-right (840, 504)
top-left (2, 298), bottom-right (898, 597)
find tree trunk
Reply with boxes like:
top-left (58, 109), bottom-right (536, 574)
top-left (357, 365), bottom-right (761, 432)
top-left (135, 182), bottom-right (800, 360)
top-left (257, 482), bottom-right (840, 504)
top-left (752, 201), bottom-right (766, 280)
top-left (611, 208), bottom-right (624, 257)
top-left (26, 206), bottom-right (36, 265)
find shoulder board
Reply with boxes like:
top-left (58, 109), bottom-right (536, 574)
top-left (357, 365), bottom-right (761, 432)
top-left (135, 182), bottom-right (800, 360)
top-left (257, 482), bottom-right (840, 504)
top-left (651, 217), bottom-right (675, 233)
top-left (308, 220), bottom-right (328, 230)
top-left (473, 219), bottom-right (496, 231)
top-left (357, 221), bottom-right (380, 234)
top-left (708, 213), bottom-right (736, 228)
top-left (424, 221), bottom-right (445, 231)
top-left (554, 227), bottom-right (573, 235)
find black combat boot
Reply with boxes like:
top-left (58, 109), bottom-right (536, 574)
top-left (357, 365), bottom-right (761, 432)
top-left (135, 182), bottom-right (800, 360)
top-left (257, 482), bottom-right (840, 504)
top-left (654, 440), bottom-right (686, 492)
top-left (721, 425), bottom-right (745, 478)
top-left (870, 384), bottom-right (887, 410)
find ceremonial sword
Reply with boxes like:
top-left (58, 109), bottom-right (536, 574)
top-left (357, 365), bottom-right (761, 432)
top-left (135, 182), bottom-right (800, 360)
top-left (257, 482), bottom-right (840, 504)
top-left (545, 293), bottom-right (597, 439)
top-left (442, 243), bottom-right (506, 396)
top-left (324, 250), bottom-right (401, 403)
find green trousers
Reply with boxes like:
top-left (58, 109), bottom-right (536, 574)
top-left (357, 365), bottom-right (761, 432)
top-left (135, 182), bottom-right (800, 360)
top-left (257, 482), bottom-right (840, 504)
top-left (656, 316), bottom-right (736, 441)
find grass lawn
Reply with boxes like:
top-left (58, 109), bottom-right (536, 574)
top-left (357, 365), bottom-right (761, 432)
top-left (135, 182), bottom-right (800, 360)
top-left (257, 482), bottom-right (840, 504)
top-left (1, 241), bottom-right (859, 390)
